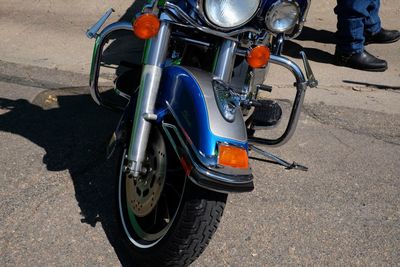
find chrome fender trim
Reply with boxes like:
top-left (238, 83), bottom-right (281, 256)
top-left (162, 122), bottom-right (254, 194)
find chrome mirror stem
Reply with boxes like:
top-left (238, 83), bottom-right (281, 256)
top-left (86, 8), bottom-right (115, 39)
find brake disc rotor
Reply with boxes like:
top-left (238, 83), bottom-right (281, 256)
top-left (126, 130), bottom-right (167, 217)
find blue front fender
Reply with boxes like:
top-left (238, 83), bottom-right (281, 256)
top-left (155, 66), bottom-right (249, 168)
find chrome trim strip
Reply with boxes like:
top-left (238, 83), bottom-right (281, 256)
top-left (162, 122), bottom-right (253, 194)
top-left (164, 101), bottom-right (215, 167)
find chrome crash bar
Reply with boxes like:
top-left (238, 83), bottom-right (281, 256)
top-left (87, 16), bottom-right (132, 109)
top-left (248, 52), bottom-right (318, 147)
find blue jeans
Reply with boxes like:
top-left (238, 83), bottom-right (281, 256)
top-left (335, 0), bottom-right (382, 54)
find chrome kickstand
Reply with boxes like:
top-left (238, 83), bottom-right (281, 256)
top-left (249, 145), bottom-right (308, 171)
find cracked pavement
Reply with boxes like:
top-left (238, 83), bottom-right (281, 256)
top-left (0, 0), bottom-right (399, 266)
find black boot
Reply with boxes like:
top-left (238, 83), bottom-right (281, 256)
top-left (335, 50), bottom-right (388, 72)
top-left (365, 28), bottom-right (400, 45)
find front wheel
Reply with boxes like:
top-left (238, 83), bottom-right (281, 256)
top-left (115, 127), bottom-right (227, 266)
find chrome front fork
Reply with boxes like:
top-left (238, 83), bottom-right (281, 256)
top-left (126, 22), bottom-right (171, 177)
top-left (214, 40), bottom-right (237, 83)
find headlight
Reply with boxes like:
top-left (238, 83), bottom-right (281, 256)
top-left (265, 0), bottom-right (300, 33)
top-left (203, 0), bottom-right (260, 29)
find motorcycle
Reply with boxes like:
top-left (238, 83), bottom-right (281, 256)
top-left (86, 0), bottom-right (317, 265)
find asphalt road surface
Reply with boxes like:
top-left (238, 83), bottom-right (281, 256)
top-left (1, 0), bottom-right (399, 266)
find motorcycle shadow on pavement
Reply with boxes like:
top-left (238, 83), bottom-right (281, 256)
top-left (0, 6), bottom-right (336, 266)
top-left (283, 26), bottom-right (337, 65)
top-left (0, 90), bottom-right (137, 266)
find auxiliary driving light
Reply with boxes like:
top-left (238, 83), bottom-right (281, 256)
top-left (133, 14), bottom-right (160, 39)
top-left (265, 0), bottom-right (300, 33)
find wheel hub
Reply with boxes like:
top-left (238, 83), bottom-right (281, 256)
top-left (126, 132), bottom-right (167, 217)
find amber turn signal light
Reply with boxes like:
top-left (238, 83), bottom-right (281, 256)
top-left (246, 45), bottom-right (271, 68)
top-left (218, 144), bottom-right (249, 169)
top-left (133, 14), bottom-right (160, 40)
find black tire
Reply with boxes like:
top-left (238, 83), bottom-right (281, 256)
top-left (115, 127), bottom-right (227, 267)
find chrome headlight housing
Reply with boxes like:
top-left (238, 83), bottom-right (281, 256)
top-left (201, 0), bottom-right (261, 29)
top-left (265, 0), bottom-right (300, 33)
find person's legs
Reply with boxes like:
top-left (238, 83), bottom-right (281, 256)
top-left (334, 0), bottom-right (373, 54)
top-left (334, 0), bottom-right (387, 71)
top-left (364, 0), bottom-right (381, 35)
top-left (363, 0), bottom-right (400, 45)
